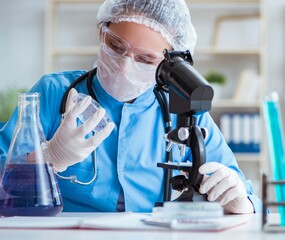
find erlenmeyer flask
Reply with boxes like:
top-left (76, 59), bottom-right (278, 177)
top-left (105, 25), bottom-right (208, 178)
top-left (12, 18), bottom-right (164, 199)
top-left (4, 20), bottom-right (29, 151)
top-left (0, 92), bottom-right (63, 216)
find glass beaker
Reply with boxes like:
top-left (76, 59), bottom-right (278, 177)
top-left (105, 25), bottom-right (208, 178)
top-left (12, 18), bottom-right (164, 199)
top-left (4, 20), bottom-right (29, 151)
top-left (0, 92), bottom-right (63, 216)
top-left (73, 93), bottom-right (112, 134)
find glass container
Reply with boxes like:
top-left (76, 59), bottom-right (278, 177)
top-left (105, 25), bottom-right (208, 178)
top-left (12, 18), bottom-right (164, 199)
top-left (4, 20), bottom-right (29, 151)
top-left (0, 92), bottom-right (63, 216)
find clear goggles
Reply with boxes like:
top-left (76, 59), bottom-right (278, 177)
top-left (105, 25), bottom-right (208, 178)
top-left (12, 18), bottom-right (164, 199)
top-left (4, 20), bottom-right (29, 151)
top-left (100, 26), bottom-right (164, 67)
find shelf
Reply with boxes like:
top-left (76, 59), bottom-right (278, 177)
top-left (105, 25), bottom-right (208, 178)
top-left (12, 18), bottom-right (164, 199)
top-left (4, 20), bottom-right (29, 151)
top-left (50, 46), bottom-right (262, 57)
top-left (50, 0), bottom-right (260, 3)
top-left (196, 47), bottom-right (262, 55)
top-left (190, 0), bottom-right (260, 2)
top-left (212, 99), bottom-right (260, 108)
top-left (50, 0), bottom-right (103, 3)
top-left (188, 0), bottom-right (261, 8)
top-left (49, 0), bottom-right (262, 8)
top-left (52, 46), bottom-right (100, 56)
top-left (234, 153), bottom-right (261, 162)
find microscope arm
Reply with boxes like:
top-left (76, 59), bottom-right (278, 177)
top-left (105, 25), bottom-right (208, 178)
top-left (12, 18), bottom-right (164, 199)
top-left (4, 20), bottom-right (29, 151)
top-left (186, 119), bottom-right (206, 187)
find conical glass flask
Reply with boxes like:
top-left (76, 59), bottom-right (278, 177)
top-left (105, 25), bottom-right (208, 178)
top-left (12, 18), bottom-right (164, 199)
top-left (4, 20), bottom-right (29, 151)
top-left (0, 92), bottom-right (63, 216)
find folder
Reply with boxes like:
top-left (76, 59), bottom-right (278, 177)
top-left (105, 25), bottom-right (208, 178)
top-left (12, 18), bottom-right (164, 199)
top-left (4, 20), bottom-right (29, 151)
top-left (220, 113), bottom-right (260, 153)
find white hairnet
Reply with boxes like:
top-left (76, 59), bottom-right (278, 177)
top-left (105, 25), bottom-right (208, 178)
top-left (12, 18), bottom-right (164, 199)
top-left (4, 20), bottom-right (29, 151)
top-left (97, 0), bottom-right (197, 55)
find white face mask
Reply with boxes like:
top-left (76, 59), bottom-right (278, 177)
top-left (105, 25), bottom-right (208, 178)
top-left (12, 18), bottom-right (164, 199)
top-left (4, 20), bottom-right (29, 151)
top-left (96, 46), bottom-right (157, 102)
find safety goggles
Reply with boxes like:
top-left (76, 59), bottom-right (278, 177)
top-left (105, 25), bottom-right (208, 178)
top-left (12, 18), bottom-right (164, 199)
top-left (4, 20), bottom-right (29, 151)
top-left (101, 26), bottom-right (164, 66)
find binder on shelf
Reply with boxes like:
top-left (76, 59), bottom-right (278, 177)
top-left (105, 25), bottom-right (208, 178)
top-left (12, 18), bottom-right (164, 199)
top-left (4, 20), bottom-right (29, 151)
top-left (252, 113), bottom-right (261, 153)
top-left (232, 114), bottom-right (242, 152)
top-left (219, 112), bottom-right (260, 153)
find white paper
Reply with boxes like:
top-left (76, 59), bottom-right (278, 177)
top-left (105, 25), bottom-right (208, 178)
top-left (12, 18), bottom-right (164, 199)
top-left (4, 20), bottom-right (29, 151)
top-left (0, 213), bottom-right (253, 232)
top-left (0, 216), bottom-right (81, 229)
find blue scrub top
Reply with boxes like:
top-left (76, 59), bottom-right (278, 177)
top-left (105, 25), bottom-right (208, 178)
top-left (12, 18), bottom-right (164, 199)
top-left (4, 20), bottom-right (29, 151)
top-left (0, 70), bottom-right (262, 213)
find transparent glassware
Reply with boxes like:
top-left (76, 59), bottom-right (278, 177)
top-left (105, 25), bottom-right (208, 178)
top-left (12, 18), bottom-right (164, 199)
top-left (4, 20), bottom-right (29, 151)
top-left (0, 92), bottom-right (63, 216)
top-left (73, 93), bottom-right (112, 134)
top-left (263, 92), bottom-right (285, 226)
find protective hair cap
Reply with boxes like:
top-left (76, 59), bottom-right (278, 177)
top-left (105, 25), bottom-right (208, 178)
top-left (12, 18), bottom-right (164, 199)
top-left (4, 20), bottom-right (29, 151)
top-left (97, 0), bottom-right (197, 55)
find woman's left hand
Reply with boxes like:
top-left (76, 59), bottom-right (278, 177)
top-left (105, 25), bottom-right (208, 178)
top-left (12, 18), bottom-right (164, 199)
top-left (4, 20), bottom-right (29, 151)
top-left (199, 162), bottom-right (254, 214)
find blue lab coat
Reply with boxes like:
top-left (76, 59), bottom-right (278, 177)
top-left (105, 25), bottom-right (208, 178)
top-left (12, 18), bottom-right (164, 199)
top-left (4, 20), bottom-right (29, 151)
top-left (0, 70), bottom-right (262, 212)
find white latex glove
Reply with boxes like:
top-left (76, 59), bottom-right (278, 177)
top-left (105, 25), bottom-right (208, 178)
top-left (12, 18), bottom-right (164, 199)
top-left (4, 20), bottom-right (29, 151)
top-left (47, 88), bottom-right (115, 172)
top-left (199, 162), bottom-right (254, 214)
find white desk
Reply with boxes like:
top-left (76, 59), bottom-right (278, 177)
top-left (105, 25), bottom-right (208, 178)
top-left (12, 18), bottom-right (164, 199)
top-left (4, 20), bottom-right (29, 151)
top-left (0, 213), bottom-right (283, 240)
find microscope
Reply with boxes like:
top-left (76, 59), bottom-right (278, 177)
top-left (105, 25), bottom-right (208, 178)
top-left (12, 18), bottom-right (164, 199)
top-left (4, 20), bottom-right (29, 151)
top-left (155, 49), bottom-right (214, 203)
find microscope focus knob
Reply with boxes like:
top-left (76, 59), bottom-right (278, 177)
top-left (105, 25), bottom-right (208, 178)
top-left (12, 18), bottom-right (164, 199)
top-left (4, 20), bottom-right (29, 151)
top-left (178, 127), bottom-right (190, 141)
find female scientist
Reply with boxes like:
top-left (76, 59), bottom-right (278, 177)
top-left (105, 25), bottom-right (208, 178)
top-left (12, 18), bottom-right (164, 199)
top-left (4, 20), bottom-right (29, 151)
top-left (0, 0), bottom-right (261, 213)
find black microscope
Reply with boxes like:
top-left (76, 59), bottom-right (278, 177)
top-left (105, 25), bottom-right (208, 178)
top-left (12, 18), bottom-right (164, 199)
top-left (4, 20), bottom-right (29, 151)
top-left (155, 49), bottom-right (214, 203)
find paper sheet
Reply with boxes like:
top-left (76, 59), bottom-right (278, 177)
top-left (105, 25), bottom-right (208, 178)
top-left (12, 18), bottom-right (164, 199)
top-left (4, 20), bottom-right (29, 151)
top-left (0, 213), bottom-right (253, 232)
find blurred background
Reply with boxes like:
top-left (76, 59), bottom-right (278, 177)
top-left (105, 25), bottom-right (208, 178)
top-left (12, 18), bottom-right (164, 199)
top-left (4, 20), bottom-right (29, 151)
top-left (0, 0), bottom-right (284, 202)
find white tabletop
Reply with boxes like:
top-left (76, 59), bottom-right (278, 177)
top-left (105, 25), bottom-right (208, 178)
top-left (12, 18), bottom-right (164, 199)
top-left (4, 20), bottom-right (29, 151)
top-left (0, 213), bottom-right (283, 240)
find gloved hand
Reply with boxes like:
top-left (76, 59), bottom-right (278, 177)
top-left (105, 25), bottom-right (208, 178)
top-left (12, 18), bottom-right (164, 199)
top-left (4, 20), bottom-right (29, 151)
top-left (47, 88), bottom-right (115, 172)
top-left (199, 162), bottom-right (254, 214)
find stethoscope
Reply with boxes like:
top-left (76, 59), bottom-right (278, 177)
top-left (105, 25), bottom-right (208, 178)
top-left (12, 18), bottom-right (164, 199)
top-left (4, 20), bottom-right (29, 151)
top-left (56, 67), bottom-right (172, 186)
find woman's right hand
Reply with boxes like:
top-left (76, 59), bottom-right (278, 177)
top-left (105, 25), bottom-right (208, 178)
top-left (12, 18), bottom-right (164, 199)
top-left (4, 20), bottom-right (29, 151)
top-left (47, 88), bottom-right (114, 172)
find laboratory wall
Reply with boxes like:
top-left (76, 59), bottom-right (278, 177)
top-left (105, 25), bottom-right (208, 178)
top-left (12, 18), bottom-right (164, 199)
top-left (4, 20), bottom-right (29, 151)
top-left (0, 0), bottom-right (284, 93)
top-left (0, 0), bottom-right (45, 91)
